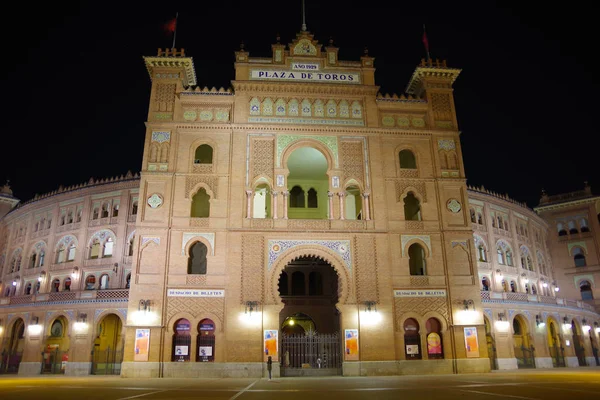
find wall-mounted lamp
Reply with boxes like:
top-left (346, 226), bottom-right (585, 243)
top-left (71, 266), bottom-right (79, 278)
top-left (77, 313), bottom-right (87, 323)
top-left (563, 316), bottom-right (572, 329)
top-left (495, 269), bottom-right (502, 277)
top-left (244, 301), bottom-right (259, 316)
top-left (542, 282), bottom-right (548, 288)
top-left (113, 263), bottom-right (119, 273)
top-left (463, 299), bottom-right (475, 311)
top-left (498, 312), bottom-right (505, 322)
top-left (364, 301), bottom-right (377, 313)
top-left (536, 314), bottom-right (545, 327)
top-left (595, 322), bottom-right (600, 334)
top-left (38, 271), bottom-right (46, 282)
top-left (139, 299), bottom-right (151, 312)
top-left (31, 316), bottom-right (39, 325)
top-left (582, 318), bottom-right (591, 333)
top-left (12, 280), bottom-right (17, 286)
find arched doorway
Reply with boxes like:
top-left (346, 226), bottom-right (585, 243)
top-left (571, 320), bottom-right (587, 366)
top-left (91, 313), bottom-right (124, 375)
top-left (512, 315), bottom-right (535, 368)
top-left (548, 319), bottom-right (565, 367)
top-left (197, 319), bottom-right (215, 362)
top-left (404, 318), bottom-right (421, 360)
top-left (286, 147), bottom-right (329, 220)
top-left (278, 256), bottom-right (341, 376)
top-left (43, 316), bottom-right (69, 374)
top-left (1, 318), bottom-right (25, 374)
top-left (484, 316), bottom-right (497, 370)
top-left (172, 318), bottom-right (191, 362)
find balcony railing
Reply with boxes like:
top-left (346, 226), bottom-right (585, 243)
top-left (1, 289), bottom-right (129, 306)
top-left (481, 290), bottom-right (595, 311)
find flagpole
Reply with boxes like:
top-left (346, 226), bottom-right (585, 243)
top-left (172, 12), bottom-right (179, 50)
top-left (423, 24), bottom-right (431, 62)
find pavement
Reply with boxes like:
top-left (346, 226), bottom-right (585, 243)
top-left (0, 368), bottom-right (599, 400)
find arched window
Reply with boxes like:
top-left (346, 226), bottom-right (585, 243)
top-left (52, 278), bottom-right (60, 293)
top-left (90, 239), bottom-right (101, 259)
top-left (67, 244), bottom-right (76, 261)
top-left (85, 275), bottom-right (96, 290)
top-left (92, 207), bottom-right (99, 220)
top-left (126, 273), bottom-right (131, 289)
top-left (188, 241), bottom-right (208, 274)
top-left (190, 188), bottom-right (210, 218)
top-left (526, 256), bottom-right (533, 271)
top-left (252, 184), bottom-right (271, 218)
top-left (194, 144), bottom-right (213, 164)
top-left (289, 186), bottom-right (305, 208)
top-left (568, 220), bottom-right (578, 234)
top-left (67, 211), bottom-right (73, 224)
top-left (76, 209), bottom-right (82, 223)
top-left (497, 248), bottom-right (505, 265)
top-left (172, 318), bottom-right (192, 362)
top-left (408, 243), bottom-right (426, 275)
top-left (531, 284), bottom-right (537, 295)
top-left (112, 204), bottom-right (119, 217)
top-left (309, 271), bottom-right (323, 295)
top-left (291, 271), bottom-right (305, 295)
top-left (128, 236), bottom-right (135, 256)
top-left (404, 318), bottom-right (421, 359)
top-left (580, 218), bottom-right (589, 232)
top-left (580, 280), bottom-right (593, 300)
top-left (307, 188), bottom-right (318, 208)
top-left (477, 213), bottom-right (483, 225)
top-left (39, 250), bottom-right (45, 267)
top-left (478, 245), bottom-right (487, 262)
top-left (34, 281), bottom-right (40, 294)
top-left (524, 283), bottom-right (530, 294)
top-left (501, 280), bottom-right (508, 292)
top-left (99, 274), bottom-right (109, 290)
top-left (506, 250), bottom-right (514, 266)
top-left (470, 209), bottom-right (476, 223)
top-left (513, 318), bottom-right (522, 335)
top-left (197, 319), bottom-right (216, 362)
top-left (103, 237), bottom-right (114, 257)
top-left (497, 216), bottom-right (503, 230)
top-left (482, 277), bottom-right (490, 291)
top-left (557, 223), bottom-right (567, 236)
top-left (101, 203), bottom-right (110, 218)
top-left (345, 186), bottom-right (363, 220)
top-left (25, 282), bottom-right (32, 295)
top-left (426, 318), bottom-right (443, 359)
top-left (399, 150), bottom-right (417, 169)
top-left (573, 247), bottom-right (586, 267)
top-left (403, 192), bottom-right (421, 221)
top-left (64, 277), bottom-right (71, 291)
top-left (57, 245), bottom-right (66, 263)
top-left (131, 201), bottom-right (138, 215)
top-left (510, 281), bottom-right (516, 293)
top-left (29, 253), bottom-right (36, 269)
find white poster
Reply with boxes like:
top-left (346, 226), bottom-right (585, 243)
top-left (175, 346), bottom-right (188, 356)
top-left (406, 345), bottom-right (420, 355)
top-left (199, 346), bottom-right (213, 357)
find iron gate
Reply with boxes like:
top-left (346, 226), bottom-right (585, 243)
top-left (42, 349), bottom-right (67, 374)
top-left (549, 345), bottom-right (565, 367)
top-left (281, 332), bottom-right (341, 377)
top-left (91, 347), bottom-right (123, 375)
top-left (514, 345), bottom-right (535, 368)
top-left (0, 350), bottom-right (23, 374)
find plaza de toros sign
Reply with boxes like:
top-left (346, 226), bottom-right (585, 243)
top-left (250, 69), bottom-right (360, 84)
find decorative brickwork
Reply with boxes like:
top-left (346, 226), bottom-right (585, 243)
top-left (241, 235), bottom-right (264, 304)
top-left (395, 179), bottom-right (427, 202)
top-left (431, 92), bottom-right (453, 121)
top-left (153, 83), bottom-right (176, 112)
top-left (186, 175), bottom-right (218, 199)
top-left (166, 297), bottom-right (224, 326)
top-left (354, 236), bottom-right (379, 303)
top-left (340, 141), bottom-right (364, 187)
top-left (394, 296), bottom-right (449, 331)
top-left (251, 138), bottom-right (274, 182)
top-left (186, 275), bottom-right (207, 286)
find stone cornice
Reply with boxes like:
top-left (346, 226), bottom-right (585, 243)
top-left (534, 196), bottom-right (600, 213)
top-left (143, 56), bottom-right (197, 86)
top-left (406, 66), bottom-right (462, 95)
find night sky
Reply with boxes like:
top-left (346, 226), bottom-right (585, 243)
top-left (1, 1), bottom-right (598, 209)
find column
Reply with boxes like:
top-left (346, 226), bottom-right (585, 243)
top-left (282, 191), bottom-right (289, 219)
top-left (245, 190), bottom-right (253, 218)
top-left (338, 192), bottom-right (346, 220)
top-left (272, 191), bottom-right (279, 219)
top-left (362, 192), bottom-right (371, 220)
top-left (328, 192), bottom-right (335, 220)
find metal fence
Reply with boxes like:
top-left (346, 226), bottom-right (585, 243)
top-left (0, 350), bottom-right (23, 374)
top-left (514, 345), bottom-right (535, 368)
top-left (280, 333), bottom-right (341, 376)
top-left (549, 345), bottom-right (565, 367)
top-left (91, 347), bottom-right (124, 375)
top-left (41, 349), bottom-right (68, 374)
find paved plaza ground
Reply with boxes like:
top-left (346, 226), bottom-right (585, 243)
top-left (1, 369), bottom-right (599, 400)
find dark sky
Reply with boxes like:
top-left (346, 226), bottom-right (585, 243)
top-left (1, 1), bottom-right (598, 209)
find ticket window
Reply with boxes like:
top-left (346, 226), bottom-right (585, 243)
top-left (197, 318), bottom-right (215, 362)
top-left (172, 319), bottom-right (191, 362)
top-left (404, 318), bottom-right (422, 360)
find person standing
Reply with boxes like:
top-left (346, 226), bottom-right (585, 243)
top-left (266, 356), bottom-right (273, 380)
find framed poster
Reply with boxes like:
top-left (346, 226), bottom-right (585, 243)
top-left (264, 330), bottom-right (278, 361)
top-left (427, 332), bottom-right (442, 356)
top-left (134, 328), bottom-right (150, 361)
top-left (464, 327), bottom-right (480, 358)
top-left (199, 346), bottom-right (213, 357)
top-left (175, 346), bottom-right (188, 356)
top-left (406, 344), bottom-right (419, 355)
top-left (344, 329), bottom-right (359, 360)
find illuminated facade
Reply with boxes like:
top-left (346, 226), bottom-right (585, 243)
top-left (1, 30), bottom-right (599, 377)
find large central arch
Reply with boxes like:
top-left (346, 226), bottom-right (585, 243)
top-left (269, 245), bottom-right (352, 306)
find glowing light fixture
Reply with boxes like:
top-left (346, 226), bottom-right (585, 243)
top-left (582, 319), bottom-right (591, 333)
top-left (536, 314), bottom-right (545, 328)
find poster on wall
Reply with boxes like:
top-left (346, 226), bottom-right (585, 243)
top-left (264, 330), bottom-right (278, 361)
top-left (134, 328), bottom-right (150, 361)
top-left (199, 346), bottom-right (213, 357)
top-left (344, 329), bottom-right (359, 360)
top-left (427, 332), bottom-right (442, 356)
top-left (464, 327), bottom-right (480, 358)
top-left (406, 344), bottom-right (419, 355)
top-left (175, 346), bottom-right (189, 356)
